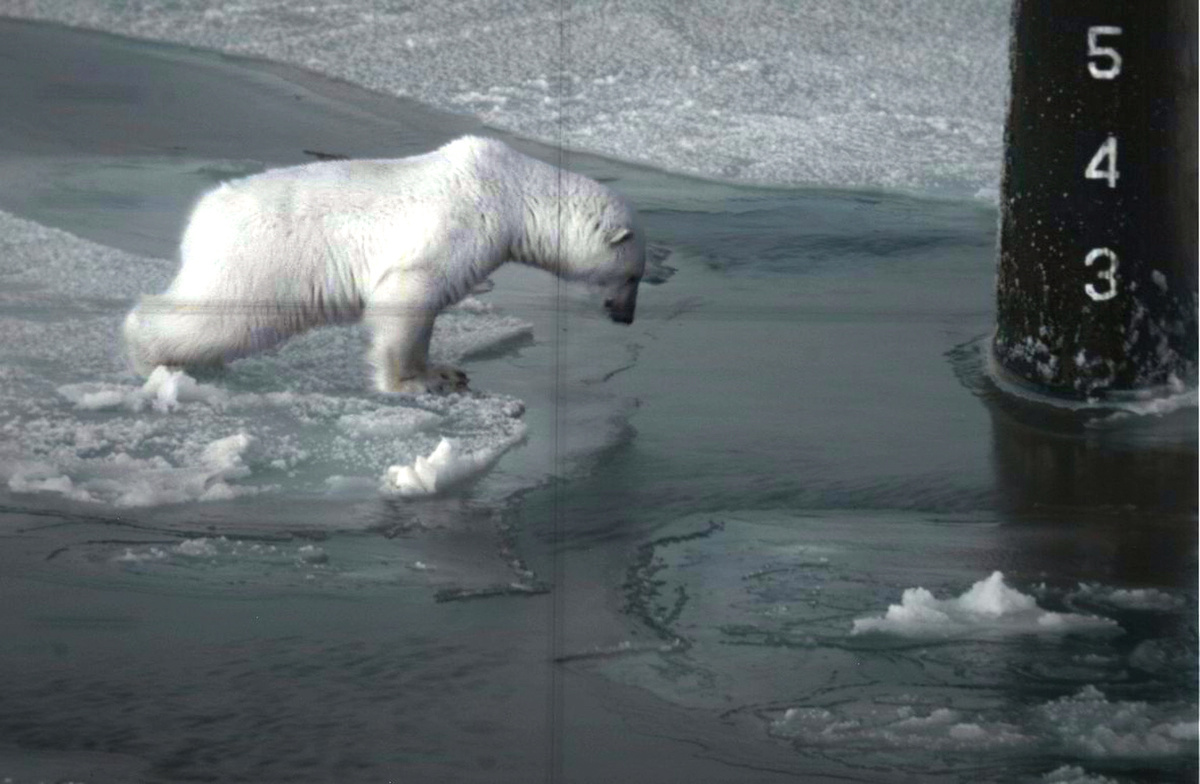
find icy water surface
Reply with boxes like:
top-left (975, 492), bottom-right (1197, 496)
top-left (0, 20), bottom-right (1195, 784)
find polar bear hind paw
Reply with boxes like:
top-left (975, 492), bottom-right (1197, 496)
top-left (391, 366), bottom-right (469, 395)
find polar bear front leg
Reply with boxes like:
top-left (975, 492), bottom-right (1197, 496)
top-left (365, 276), bottom-right (468, 395)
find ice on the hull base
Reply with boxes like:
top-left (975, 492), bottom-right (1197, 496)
top-left (383, 429), bottom-right (526, 498)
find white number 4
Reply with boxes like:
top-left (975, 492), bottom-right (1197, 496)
top-left (1088, 26), bottom-right (1122, 79)
top-left (1085, 136), bottom-right (1119, 188)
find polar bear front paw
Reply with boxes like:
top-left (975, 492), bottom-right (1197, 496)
top-left (391, 366), bottom-right (470, 395)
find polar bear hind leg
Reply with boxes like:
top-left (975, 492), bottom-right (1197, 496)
top-left (122, 297), bottom-right (290, 376)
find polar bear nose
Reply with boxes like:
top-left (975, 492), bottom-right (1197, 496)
top-left (605, 297), bottom-right (636, 324)
top-left (605, 278), bottom-right (638, 324)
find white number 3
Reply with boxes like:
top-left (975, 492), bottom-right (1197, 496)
top-left (1088, 26), bottom-right (1122, 79)
top-left (1085, 248), bottom-right (1119, 302)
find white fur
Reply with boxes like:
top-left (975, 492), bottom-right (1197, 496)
top-left (123, 136), bottom-right (645, 394)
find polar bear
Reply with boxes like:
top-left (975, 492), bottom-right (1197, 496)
top-left (122, 136), bottom-right (645, 394)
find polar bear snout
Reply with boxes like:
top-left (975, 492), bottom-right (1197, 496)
top-left (607, 304), bottom-right (635, 324)
top-left (604, 278), bottom-right (639, 324)
top-left (607, 307), bottom-right (634, 325)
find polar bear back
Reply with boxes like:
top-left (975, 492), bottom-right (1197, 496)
top-left (170, 145), bottom-right (522, 309)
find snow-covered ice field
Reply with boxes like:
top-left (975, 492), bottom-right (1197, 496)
top-left (4, 0), bottom-right (1009, 197)
top-left (0, 5), bottom-right (1194, 783)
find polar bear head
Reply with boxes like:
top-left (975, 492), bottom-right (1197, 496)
top-left (525, 174), bottom-right (646, 325)
top-left (564, 197), bottom-right (645, 325)
top-left (453, 136), bottom-right (646, 324)
top-left (599, 225), bottom-right (643, 324)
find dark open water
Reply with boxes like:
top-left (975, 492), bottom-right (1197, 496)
top-left (0, 19), bottom-right (1195, 784)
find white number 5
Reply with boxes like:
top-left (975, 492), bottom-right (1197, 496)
top-left (1088, 26), bottom-right (1122, 79)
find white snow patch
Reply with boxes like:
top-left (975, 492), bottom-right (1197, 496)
top-left (769, 687), bottom-right (1197, 763)
top-left (947, 723), bottom-right (988, 741)
top-left (115, 546), bottom-right (169, 563)
top-left (383, 428), bottom-right (526, 498)
top-left (1042, 765), bottom-right (1120, 784)
top-left (295, 544), bottom-right (329, 565)
top-left (1038, 686), bottom-right (1199, 759)
top-left (175, 537), bottom-right (220, 557)
top-left (851, 572), bottom-right (1120, 637)
top-left (769, 702), bottom-right (1028, 752)
top-left (1074, 583), bottom-right (1184, 612)
top-left (6, 469), bottom-right (95, 503)
top-left (114, 536), bottom-right (334, 567)
top-left (58, 366), bottom-right (229, 413)
top-left (5, 431), bottom-right (258, 507)
top-left (143, 366), bottom-right (230, 412)
top-left (336, 408), bottom-right (441, 438)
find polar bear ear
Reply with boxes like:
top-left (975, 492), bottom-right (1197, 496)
top-left (608, 227), bottom-right (634, 245)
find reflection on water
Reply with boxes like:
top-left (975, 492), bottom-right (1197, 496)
top-left (988, 392), bottom-right (1197, 520)
top-left (965, 337), bottom-right (1198, 589)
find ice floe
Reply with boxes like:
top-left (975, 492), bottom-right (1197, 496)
top-left (384, 429), bottom-right (527, 498)
top-left (770, 685), bottom-right (1197, 763)
top-left (851, 571), bottom-right (1120, 637)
